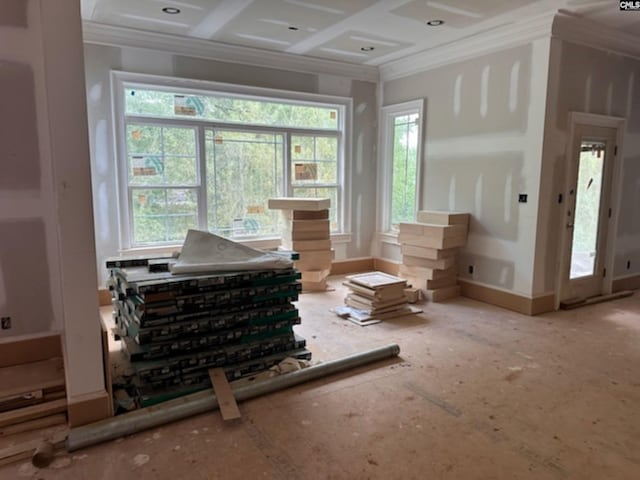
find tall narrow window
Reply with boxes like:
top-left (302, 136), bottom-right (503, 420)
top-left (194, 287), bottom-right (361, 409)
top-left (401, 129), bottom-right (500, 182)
top-left (379, 100), bottom-right (423, 232)
top-left (391, 113), bottom-right (419, 226)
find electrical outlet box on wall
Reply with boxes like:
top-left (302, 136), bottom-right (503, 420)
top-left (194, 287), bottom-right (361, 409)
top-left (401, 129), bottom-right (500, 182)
top-left (1, 315), bottom-right (12, 330)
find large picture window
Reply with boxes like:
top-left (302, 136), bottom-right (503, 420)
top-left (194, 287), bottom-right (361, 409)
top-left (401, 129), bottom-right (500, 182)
top-left (113, 73), bottom-right (349, 248)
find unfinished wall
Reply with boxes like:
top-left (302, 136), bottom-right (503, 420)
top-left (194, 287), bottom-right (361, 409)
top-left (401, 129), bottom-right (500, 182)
top-left (0, 0), bottom-right (104, 402)
top-left (84, 44), bottom-right (378, 285)
top-left (0, 0), bottom-right (60, 338)
top-left (381, 39), bottom-right (551, 297)
top-left (536, 38), bottom-right (640, 294)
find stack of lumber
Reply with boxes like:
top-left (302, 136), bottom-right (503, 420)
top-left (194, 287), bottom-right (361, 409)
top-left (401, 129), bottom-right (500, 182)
top-left (106, 254), bottom-right (311, 408)
top-left (0, 358), bottom-right (67, 436)
top-left (398, 211), bottom-right (470, 302)
top-left (343, 272), bottom-right (411, 317)
top-left (268, 197), bottom-right (334, 292)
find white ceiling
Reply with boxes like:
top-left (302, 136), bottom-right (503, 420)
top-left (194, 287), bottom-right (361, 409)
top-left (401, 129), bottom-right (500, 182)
top-left (81, 0), bottom-right (639, 67)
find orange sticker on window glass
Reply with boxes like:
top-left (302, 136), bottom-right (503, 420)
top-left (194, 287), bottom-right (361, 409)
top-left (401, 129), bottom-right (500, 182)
top-left (330, 111), bottom-right (336, 120)
top-left (294, 145), bottom-right (301, 153)
top-left (246, 205), bottom-right (265, 214)
top-left (215, 136), bottom-right (223, 144)
top-left (131, 130), bottom-right (142, 140)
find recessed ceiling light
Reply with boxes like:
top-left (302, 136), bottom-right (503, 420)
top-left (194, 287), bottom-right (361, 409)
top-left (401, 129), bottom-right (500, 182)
top-left (288, 26), bottom-right (299, 31)
top-left (360, 46), bottom-right (375, 52)
top-left (162, 7), bottom-right (181, 14)
top-left (426, 19), bottom-right (444, 26)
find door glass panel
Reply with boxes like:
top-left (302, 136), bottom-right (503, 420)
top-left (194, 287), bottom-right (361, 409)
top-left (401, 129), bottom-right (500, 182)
top-left (570, 140), bottom-right (605, 279)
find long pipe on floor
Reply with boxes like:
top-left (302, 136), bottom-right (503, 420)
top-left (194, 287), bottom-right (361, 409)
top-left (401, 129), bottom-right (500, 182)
top-left (66, 343), bottom-right (401, 452)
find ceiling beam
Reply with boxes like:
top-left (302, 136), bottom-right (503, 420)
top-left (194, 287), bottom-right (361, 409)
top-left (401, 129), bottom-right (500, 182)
top-left (286, 0), bottom-right (409, 55)
top-left (190, 0), bottom-right (254, 40)
top-left (82, 21), bottom-right (379, 82)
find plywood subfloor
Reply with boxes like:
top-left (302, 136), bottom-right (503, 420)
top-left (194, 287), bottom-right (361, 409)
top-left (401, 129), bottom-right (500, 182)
top-left (1, 276), bottom-right (638, 479)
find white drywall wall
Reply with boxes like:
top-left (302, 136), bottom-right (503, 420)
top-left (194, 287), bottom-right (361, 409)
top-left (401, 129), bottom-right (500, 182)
top-left (380, 39), bottom-right (551, 297)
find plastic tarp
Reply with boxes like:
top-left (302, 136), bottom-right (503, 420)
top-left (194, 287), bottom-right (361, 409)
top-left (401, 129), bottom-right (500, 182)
top-left (170, 229), bottom-right (293, 274)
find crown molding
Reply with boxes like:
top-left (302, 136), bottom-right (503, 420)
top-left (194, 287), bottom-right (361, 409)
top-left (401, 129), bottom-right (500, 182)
top-left (81, 21), bottom-right (379, 83)
top-left (552, 11), bottom-right (640, 61)
top-left (379, 11), bottom-right (556, 82)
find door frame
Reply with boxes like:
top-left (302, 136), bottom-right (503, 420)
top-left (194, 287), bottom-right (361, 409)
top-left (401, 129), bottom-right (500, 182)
top-left (555, 112), bottom-right (626, 307)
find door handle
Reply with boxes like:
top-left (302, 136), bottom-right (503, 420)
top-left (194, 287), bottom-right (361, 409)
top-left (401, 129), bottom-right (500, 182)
top-left (566, 222), bottom-right (574, 228)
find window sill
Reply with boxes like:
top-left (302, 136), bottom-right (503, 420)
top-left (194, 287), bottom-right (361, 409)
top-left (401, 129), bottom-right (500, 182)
top-left (331, 232), bottom-right (352, 244)
top-left (377, 231), bottom-right (400, 246)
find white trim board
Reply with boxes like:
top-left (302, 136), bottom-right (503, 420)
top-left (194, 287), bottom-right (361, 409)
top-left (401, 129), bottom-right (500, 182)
top-left (379, 11), bottom-right (556, 82)
top-left (552, 11), bottom-right (640, 63)
top-left (82, 21), bottom-right (379, 83)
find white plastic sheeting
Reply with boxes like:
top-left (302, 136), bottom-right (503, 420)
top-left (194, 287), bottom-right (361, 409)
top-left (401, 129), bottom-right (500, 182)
top-left (170, 230), bottom-right (292, 274)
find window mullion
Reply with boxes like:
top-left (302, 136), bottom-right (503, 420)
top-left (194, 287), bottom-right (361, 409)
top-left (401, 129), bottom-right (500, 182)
top-left (284, 131), bottom-right (292, 196)
top-left (197, 125), bottom-right (207, 230)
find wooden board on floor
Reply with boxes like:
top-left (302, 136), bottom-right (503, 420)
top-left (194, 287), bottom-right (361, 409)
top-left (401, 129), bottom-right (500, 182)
top-left (399, 265), bottom-right (457, 281)
top-left (0, 428), bottom-right (67, 467)
top-left (0, 414), bottom-right (66, 438)
top-left (289, 219), bottom-right (330, 232)
top-left (398, 232), bottom-right (467, 250)
top-left (402, 255), bottom-right (457, 270)
top-left (416, 211), bottom-right (470, 226)
top-left (346, 271), bottom-right (407, 289)
top-left (286, 209), bottom-right (329, 220)
top-left (268, 197), bottom-right (330, 211)
top-left (0, 357), bottom-right (64, 399)
top-left (560, 290), bottom-right (633, 310)
top-left (424, 285), bottom-right (461, 302)
top-left (284, 239), bottom-right (332, 251)
top-left (100, 316), bottom-right (114, 417)
top-left (208, 368), bottom-right (241, 421)
top-left (400, 244), bottom-right (459, 260)
top-left (0, 399), bottom-right (67, 428)
top-left (301, 269), bottom-right (330, 283)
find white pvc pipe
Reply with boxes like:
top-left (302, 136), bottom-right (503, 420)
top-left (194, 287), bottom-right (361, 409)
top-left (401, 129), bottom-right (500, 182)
top-left (67, 344), bottom-right (401, 451)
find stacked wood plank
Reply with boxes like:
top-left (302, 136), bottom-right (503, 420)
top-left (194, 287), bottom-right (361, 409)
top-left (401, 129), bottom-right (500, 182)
top-left (106, 253), bottom-right (311, 408)
top-left (398, 211), bottom-right (470, 302)
top-left (0, 357), bottom-right (67, 435)
top-left (268, 197), bottom-right (334, 292)
top-left (343, 272), bottom-right (411, 317)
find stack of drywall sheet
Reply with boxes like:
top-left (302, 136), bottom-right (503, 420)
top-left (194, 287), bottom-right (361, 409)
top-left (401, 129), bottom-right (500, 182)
top-left (343, 271), bottom-right (410, 316)
top-left (106, 255), bottom-right (311, 407)
top-left (398, 211), bottom-right (469, 302)
top-left (268, 197), bottom-right (334, 292)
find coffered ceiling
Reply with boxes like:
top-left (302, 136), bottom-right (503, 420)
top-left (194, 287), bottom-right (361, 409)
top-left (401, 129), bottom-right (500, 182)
top-left (81, 0), bottom-right (635, 67)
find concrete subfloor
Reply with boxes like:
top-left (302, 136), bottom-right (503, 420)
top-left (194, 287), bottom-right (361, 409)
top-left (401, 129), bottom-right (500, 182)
top-left (2, 276), bottom-right (639, 479)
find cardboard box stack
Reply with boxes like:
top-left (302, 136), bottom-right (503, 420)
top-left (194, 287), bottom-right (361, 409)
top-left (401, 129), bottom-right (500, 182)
top-left (343, 271), bottom-right (411, 317)
top-left (268, 197), bottom-right (334, 292)
top-left (398, 211), bottom-right (470, 302)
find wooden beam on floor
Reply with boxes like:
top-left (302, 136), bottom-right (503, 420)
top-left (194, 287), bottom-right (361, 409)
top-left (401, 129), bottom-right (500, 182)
top-left (208, 368), bottom-right (241, 421)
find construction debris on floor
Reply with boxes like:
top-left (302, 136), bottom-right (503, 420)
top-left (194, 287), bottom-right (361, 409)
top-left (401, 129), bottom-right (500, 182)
top-left (0, 358), bottom-right (67, 438)
top-left (268, 197), bottom-right (334, 292)
top-left (398, 210), bottom-right (470, 302)
top-left (335, 271), bottom-right (422, 326)
top-left (106, 231), bottom-right (312, 410)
